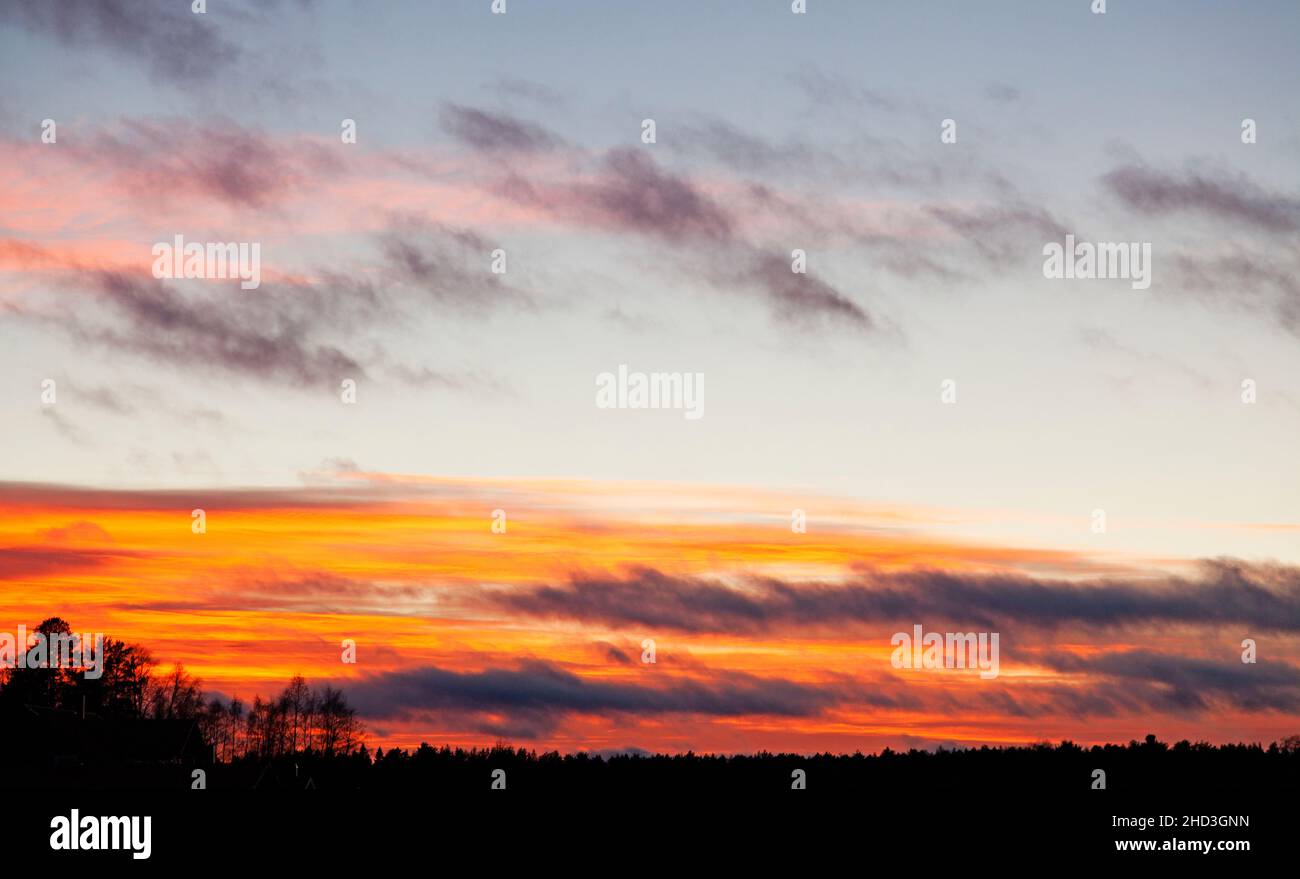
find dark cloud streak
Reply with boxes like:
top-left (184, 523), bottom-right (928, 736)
top-left (1102, 164), bottom-right (1300, 233)
top-left (484, 560), bottom-right (1300, 635)
top-left (440, 104), bottom-right (560, 153)
top-left (0, 0), bottom-right (240, 84)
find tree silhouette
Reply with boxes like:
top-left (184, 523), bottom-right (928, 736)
top-left (0, 617), bottom-right (366, 769)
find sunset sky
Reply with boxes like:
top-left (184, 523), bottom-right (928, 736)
top-left (2, 0), bottom-right (1298, 753)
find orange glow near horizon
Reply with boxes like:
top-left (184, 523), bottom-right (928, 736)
top-left (2, 477), bottom-right (1296, 753)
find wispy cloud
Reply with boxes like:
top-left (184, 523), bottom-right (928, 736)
top-left (71, 271), bottom-right (365, 388)
top-left (343, 660), bottom-right (852, 738)
top-left (0, 0), bottom-right (240, 84)
top-left (486, 560), bottom-right (1300, 634)
top-left (1102, 163), bottom-right (1300, 233)
top-left (377, 218), bottom-right (532, 311)
top-left (440, 103), bottom-right (561, 153)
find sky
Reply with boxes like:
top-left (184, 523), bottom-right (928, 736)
top-left (1, 0), bottom-right (1298, 753)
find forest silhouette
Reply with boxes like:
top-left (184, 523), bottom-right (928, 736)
top-left (3, 617), bottom-right (1297, 794)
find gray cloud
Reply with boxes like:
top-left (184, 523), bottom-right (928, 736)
top-left (86, 118), bottom-right (343, 210)
top-left (0, 0), bottom-right (240, 84)
top-left (484, 560), bottom-right (1300, 635)
top-left (40, 408), bottom-right (91, 445)
top-left (597, 642), bottom-right (634, 665)
top-left (925, 204), bottom-right (1069, 267)
top-left (1165, 247), bottom-right (1300, 337)
top-left (1102, 164), bottom-right (1300, 233)
top-left (340, 660), bottom-right (861, 737)
top-left (1078, 327), bottom-right (1213, 390)
top-left (1097, 161), bottom-right (1300, 335)
top-left (676, 118), bottom-right (827, 176)
top-left (65, 381), bottom-right (136, 415)
top-left (331, 642), bottom-right (1300, 736)
top-left (503, 147), bottom-right (735, 244)
top-left (985, 83), bottom-right (1022, 104)
top-left (496, 145), bottom-right (881, 329)
top-left (20, 216), bottom-right (519, 390)
top-left (675, 115), bottom-right (1002, 194)
top-left (732, 252), bottom-right (873, 330)
top-left (788, 66), bottom-right (897, 113)
top-left (485, 76), bottom-right (565, 108)
top-left (672, 141), bottom-right (1064, 284)
top-left (72, 271), bottom-right (364, 388)
top-left (440, 103), bottom-right (560, 153)
top-left (1039, 650), bottom-right (1300, 714)
top-left (377, 219), bottom-right (531, 310)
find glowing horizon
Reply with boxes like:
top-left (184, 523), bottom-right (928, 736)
top-left (3, 473), bottom-right (1296, 754)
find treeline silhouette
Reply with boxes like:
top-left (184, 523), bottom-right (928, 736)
top-left (0, 617), bottom-right (362, 780)
top-left (202, 675), bottom-right (362, 762)
top-left (3, 619), bottom-right (1298, 795)
top-left (259, 734), bottom-right (1300, 795)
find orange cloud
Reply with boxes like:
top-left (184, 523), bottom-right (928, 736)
top-left (2, 477), bottom-right (1295, 753)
